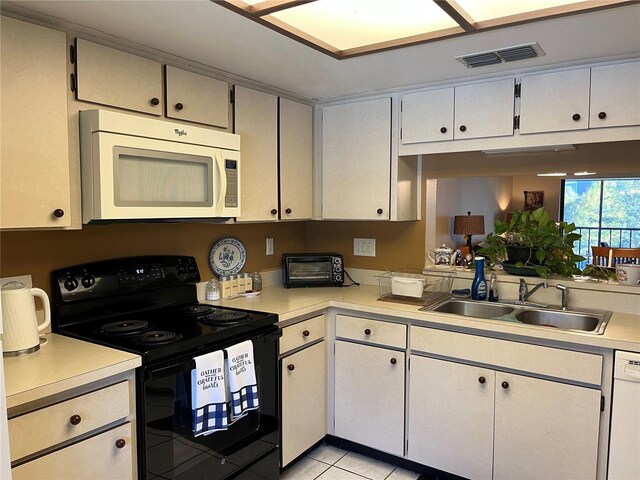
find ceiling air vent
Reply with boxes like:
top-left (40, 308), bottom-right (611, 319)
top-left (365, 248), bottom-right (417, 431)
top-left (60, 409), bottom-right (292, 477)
top-left (456, 42), bottom-right (545, 68)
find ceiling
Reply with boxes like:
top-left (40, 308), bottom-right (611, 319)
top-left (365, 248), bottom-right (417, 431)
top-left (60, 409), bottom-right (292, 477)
top-left (2, 1), bottom-right (639, 101)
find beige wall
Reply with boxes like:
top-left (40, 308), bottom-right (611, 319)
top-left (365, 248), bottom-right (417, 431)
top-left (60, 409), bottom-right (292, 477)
top-left (511, 176), bottom-right (562, 220)
top-left (0, 222), bottom-right (306, 296)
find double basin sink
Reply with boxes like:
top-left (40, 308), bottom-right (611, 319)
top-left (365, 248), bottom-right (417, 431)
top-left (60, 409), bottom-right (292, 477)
top-left (422, 298), bottom-right (612, 335)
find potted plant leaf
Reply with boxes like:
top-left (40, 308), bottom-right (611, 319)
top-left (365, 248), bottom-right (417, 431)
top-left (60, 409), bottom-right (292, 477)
top-left (477, 207), bottom-right (585, 278)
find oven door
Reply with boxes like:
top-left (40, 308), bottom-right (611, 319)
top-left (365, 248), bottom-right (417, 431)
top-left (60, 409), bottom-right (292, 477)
top-left (139, 327), bottom-right (280, 480)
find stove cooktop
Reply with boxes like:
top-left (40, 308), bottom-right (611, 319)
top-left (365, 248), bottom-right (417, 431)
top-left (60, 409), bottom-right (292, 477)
top-left (56, 303), bottom-right (278, 363)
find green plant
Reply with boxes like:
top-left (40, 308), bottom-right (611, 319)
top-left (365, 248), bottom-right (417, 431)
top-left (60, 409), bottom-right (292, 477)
top-left (477, 207), bottom-right (585, 278)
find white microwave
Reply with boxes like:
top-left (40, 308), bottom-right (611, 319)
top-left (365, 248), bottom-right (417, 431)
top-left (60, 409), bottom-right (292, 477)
top-left (79, 109), bottom-right (241, 223)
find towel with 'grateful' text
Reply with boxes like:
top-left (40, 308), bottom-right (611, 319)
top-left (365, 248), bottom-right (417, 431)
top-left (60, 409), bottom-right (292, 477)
top-left (225, 340), bottom-right (259, 422)
top-left (191, 350), bottom-right (228, 436)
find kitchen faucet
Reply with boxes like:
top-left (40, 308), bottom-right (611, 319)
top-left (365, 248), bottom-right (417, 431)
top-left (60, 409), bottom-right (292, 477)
top-left (556, 284), bottom-right (569, 310)
top-left (519, 278), bottom-right (548, 302)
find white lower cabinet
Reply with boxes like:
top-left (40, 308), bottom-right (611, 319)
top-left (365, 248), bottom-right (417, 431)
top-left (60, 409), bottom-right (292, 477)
top-left (11, 422), bottom-right (133, 480)
top-left (281, 341), bottom-right (327, 467)
top-left (334, 340), bottom-right (405, 456)
top-left (408, 355), bottom-right (601, 480)
top-left (408, 356), bottom-right (495, 479)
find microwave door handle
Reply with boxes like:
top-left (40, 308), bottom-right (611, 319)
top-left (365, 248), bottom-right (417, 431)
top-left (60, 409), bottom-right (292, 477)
top-left (216, 149), bottom-right (226, 213)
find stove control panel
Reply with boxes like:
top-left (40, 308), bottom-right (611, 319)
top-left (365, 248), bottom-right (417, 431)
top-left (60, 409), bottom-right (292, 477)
top-left (52, 256), bottom-right (201, 302)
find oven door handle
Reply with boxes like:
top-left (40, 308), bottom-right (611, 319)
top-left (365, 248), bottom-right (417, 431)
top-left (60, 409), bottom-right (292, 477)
top-left (145, 327), bottom-right (281, 381)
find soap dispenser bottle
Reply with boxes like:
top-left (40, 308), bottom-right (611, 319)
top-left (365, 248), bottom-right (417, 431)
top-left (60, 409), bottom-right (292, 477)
top-left (471, 256), bottom-right (487, 301)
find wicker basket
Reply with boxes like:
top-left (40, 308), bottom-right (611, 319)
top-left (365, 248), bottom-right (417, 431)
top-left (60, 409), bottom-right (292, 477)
top-left (377, 268), bottom-right (454, 301)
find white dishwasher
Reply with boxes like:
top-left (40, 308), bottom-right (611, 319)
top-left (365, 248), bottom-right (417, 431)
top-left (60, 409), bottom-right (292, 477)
top-left (608, 350), bottom-right (640, 480)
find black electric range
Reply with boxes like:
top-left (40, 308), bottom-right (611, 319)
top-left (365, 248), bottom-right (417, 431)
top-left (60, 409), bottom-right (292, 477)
top-left (51, 256), bottom-right (280, 480)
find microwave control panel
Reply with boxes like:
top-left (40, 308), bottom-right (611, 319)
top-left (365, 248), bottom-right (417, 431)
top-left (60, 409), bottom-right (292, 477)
top-left (225, 159), bottom-right (238, 208)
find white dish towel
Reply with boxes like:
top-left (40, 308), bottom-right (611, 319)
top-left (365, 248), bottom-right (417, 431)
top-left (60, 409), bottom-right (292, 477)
top-left (225, 340), bottom-right (259, 422)
top-left (191, 350), bottom-right (228, 436)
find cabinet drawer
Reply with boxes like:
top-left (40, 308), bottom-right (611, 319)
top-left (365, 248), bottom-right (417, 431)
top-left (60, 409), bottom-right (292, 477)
top-left (336, 315), bottom-right (406, 349)
top-left (12, 422), bottom-right (133, 480)
top-left (280, 315), bottom-right (326, 354)
top-left (9, 381), bottom-right (131, 461)
top-left (411, 326), bottom-right (602, 385)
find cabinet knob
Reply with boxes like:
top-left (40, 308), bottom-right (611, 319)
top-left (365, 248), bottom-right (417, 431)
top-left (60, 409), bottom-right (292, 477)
top-left (501, 381), bottom-right (510, 390)
top-left (598, 111), bottom-right (607, 119)
top-left (53, 208), bottom-right (65, 218)
top-left (459, 125), bottom-right (467, 132)
top-left (376, 208), bottom-right (383, 215)
top-left (69, 414), bottom-right (82, 426)
top-left (440, 127), bottom-right (447, 134)
top-left (390, 358), bottom-right (397, 365)
top-left (302, 330), bottom-right (310, 337)
top-left (285, 208), bottom-right (292, 215)
top-left (271, 208), bottom-right (278, 215)
top-left (150, 97), bottom-right (160, 106)
top-left (572, 113), bottom-right (581, 121)
top-left (478, 376), bottom-right (486, 384)
top-left (287, 364), bottom-right (295, 371)
top-left (364, 328), bottom-right (371, 335)
top-left (175, 102), bottom-right (184, 111)
top-left (115, 439), bottom-right (126, 449)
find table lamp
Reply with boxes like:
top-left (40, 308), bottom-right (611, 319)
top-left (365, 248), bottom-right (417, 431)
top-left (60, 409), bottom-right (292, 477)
top-left (454, 212), bottom-right (485, 252)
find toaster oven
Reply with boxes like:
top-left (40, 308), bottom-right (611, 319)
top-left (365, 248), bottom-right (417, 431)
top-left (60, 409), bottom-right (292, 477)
top-left (283, 253), bottom-right (344, 288)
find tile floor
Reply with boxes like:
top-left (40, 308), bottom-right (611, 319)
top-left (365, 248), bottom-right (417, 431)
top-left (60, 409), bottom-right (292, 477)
top-left (281, 443), bottom-right (420, 480)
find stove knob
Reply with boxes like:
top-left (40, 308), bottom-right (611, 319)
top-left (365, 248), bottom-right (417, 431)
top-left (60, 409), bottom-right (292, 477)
top-left (63, 277), bottom-right (79, 291)
top-left (81, 274), bottom-right (95, 288)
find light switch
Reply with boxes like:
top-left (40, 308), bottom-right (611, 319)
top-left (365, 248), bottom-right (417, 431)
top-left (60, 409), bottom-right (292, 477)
top-left (266, 238), bottom-right (274, 255)
top-left (354, 238), bottom-right (375, 257)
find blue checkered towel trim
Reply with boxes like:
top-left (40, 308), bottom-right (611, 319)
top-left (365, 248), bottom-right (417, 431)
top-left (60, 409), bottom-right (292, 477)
top-left (231, 384), bottom-right (259, 417)
top-left (193, 402), bottom-right (228, 436)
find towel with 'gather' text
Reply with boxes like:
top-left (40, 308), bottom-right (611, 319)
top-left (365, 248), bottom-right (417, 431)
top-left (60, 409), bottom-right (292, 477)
top-left (191, 350), bottom-right (228, 436)
top-left (225, 340), bottom-right (259, 421)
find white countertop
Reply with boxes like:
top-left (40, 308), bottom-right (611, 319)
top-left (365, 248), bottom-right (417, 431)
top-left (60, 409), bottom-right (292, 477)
top-left (210, 284), bottom-right (640, 352)
top-left (3, 334), bottom-right (141, 410)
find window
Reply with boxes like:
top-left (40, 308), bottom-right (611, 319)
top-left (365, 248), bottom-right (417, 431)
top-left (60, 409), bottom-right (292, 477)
top-left (561, 178), bottom-right (640, 266)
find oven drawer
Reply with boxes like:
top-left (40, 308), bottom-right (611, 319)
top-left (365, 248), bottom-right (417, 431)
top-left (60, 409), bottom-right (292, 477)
top-left (336, 315), bottom-right (407, 349)
top-left (9, 380), bottom-right (131, 461)
top-left (280, 314), bottom-right (326, 355)
top-left (12, 422), bottom-right (133, 480)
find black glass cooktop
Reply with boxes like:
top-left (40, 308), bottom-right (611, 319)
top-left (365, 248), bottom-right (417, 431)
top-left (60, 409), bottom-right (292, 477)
top-left (57, 303), bottom-right (277, 363)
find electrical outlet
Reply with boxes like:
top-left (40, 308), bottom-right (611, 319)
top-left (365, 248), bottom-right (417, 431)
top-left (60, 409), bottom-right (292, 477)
top-left (266, 237), bottom-right (274, 256)
top-left (354, 238), bottom-right (376, 257)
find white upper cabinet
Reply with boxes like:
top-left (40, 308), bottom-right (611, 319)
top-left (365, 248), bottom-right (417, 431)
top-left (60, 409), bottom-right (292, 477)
top-left (1, 16), bottom-right (73, 229)
top-left (75, 38), bottom-right (163, 115)
top-left (454, 78), bottom-right (515, 139)
top-left (590, 61), bottom-right (640, 128)
top-left (279, 98), bottom-right (313, 221)
top-left (165, 65), bottom-right (229, 128)
top-left (401, 87), bottom-right (454, 143)
top-left (322, 97), bottom-right (392, 220)
top-left (401, 78), bottom-right (514, 144)
top-left (519, 68), bottom-right (591, 134)
top-left (233, 85), bottom-right (279, 222)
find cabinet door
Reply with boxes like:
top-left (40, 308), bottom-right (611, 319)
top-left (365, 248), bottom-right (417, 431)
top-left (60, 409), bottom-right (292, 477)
top-left (165, 65), bottom-right (229, 128)
top-left (322, 97), bottom-right (391, 220)
top-left (455, 78), bottom-right (515, 139)
top-left (75, 38), bottom-right (163, 115)
top-left (590, 62), bottom-right (640, 128)
top-left (281, 341), bottom-right (326, 466)
top-left (407, 356), bottom-right (494, 480)
top-left (519, 68), bottom-right (590, 134)
top-left (1, 17), bottom-right (72, 228)
top-left (279, 98), bottom-right (313, 220)
top-left (493, 373), bottom-right (601, 480)
top-left (12, 422), bottom-right (133, 480)
top-left (334, 341), bottom-right (404, 456)
top-left (401, 88), bottom-right (454, 143)
top-left (233, 86), bottom-right (279, 221)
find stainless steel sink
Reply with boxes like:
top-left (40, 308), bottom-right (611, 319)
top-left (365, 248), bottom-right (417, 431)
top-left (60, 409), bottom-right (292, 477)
top-left (424, 298), bottom-right (612, 335)
top-left (430, 299), bottom-right (515, 319)
top-left (514, 308), bottom-right (611, 334)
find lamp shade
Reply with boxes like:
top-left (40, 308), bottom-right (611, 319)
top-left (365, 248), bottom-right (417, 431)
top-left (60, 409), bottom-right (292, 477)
top-left (454, 212), bottom-right (485, 235)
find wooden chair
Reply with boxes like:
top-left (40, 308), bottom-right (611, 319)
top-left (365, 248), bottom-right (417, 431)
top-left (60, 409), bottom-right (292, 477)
top-left (591, 247), bottom-right (640, 267)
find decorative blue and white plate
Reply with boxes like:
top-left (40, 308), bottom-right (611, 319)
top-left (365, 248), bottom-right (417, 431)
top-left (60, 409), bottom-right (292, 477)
top-left (209, 237), bottom-right (247, 276)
